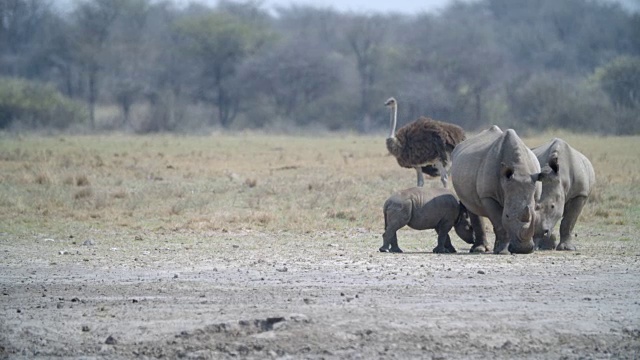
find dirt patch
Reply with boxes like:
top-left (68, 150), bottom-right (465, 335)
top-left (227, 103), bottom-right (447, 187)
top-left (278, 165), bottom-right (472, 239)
top-left (1, 229), bottom-right (639, 359)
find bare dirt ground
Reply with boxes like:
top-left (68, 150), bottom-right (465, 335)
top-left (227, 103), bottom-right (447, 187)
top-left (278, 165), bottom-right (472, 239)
top-left (2, 227), bottom-right (640, 359)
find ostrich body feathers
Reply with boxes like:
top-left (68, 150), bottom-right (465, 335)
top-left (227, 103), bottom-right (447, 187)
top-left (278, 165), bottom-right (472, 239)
top-left (387, 117), bottom-right (466, 171)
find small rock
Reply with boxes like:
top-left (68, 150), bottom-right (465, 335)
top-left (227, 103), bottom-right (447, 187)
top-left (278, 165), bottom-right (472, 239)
top-left (58, 250), bottom-right (67, 255)
top-left (57, 303), bottom-right (64, 309)
top-left (82, 325), bottom-right (90, 332)
top-left (105, 335), bottom-right (117, 345)
top-left (173, 274), bottom-right (178, 279)
top-left (276, 267), bottom-right (288, 272)
top-left (44, 238), bottom-right (55, 242)
top-left (82, 239), bottom-right (95, 246)
top-left (232, 244), bottom-right (240, 249)
top-left (134, 235), bottom-right (143, 241)
top-left (287, 314), bottom-right (310, 323)
top-left (477, 270), bottom-right (486, 275)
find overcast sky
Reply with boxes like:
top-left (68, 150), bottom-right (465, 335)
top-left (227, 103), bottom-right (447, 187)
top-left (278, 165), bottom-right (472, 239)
top-left (168, 0), bottom-right (466, 14)
top-left (174, 0), bottom-right (638, 14)
top-left (55, 0), bottom-right (639, 15)
top-left (262, 0), bottom-right (456, 13)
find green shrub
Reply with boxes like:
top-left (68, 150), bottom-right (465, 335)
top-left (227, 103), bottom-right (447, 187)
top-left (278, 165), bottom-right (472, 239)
top-left (0, 77), bottom-right (87, 130)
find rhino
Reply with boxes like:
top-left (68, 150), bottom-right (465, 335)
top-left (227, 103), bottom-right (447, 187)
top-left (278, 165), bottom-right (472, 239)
top-left (379, 187), bottom-right (475, 254)
top-left (532, 138), bottom-right (595, 251)
top-left (451, 126), bottom-right (541, 254)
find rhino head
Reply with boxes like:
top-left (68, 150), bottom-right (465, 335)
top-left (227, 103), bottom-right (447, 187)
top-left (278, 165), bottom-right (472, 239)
top-left (453, 203), bottom-right (475, 245)
top-left (533, 155), bottom-right (565, 249)
top-left (499, 163), bottom-right (541, 254)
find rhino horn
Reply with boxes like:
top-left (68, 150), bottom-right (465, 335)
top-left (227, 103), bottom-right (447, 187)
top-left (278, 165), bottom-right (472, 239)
top-left (519, 205), bottom-right (531, 223)
top-left (519, 206), bottom-right (536, 241)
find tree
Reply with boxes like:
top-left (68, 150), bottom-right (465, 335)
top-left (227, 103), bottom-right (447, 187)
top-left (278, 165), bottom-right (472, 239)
top-left (0, 0), bottom-right (55, 77)
top-left (176, 4), bottom-right (271, 128)
top-left (104, 0), bottom-right (151, 128)
top-left (341, 14), bottom-right (386, 131)
top-left (71, 0), bottom-right (123, 129)
top-left (239, 38), bottom-right (343, 126)
top-left (595, 56), bottom-right (640, 109)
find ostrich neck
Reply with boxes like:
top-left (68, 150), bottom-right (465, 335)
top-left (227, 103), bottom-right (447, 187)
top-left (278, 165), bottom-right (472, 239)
top-left (388, 105), bottom-right (397, 138)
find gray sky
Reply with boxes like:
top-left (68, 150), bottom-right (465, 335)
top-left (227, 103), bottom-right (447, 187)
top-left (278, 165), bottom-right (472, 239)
top-left (262, 0), bottom-right (456, 13)
top-left (169, 0), bottom-right (462, 14)
top-left (174, 0), bottom-right (638, 14)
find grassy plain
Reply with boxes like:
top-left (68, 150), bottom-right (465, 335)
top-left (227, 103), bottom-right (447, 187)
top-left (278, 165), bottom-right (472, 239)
top-left (0, 131), bottom-right (638, 245)
top-left (1, 131), bottom-right (640, 358)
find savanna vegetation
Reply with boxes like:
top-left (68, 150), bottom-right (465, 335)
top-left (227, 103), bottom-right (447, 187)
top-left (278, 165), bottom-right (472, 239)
top-left (1, 0), bottom-right (639, 134)
top-left (1, 133), bottom-right (638, 244)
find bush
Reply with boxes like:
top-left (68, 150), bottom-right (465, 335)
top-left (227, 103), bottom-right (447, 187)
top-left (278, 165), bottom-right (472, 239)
top-left (504, 73), bottom-right (615, 134)
top-left (0, 77), bottom-right (87, 130)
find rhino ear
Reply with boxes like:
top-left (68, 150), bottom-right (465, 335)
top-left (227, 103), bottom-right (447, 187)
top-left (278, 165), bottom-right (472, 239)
top-left (549, 154), bottom-right (559, 174)
top-left (500, 162), bottom-right (514, 179)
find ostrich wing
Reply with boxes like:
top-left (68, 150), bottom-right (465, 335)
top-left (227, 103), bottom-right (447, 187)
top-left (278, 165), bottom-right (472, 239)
top-left (427, 118), bottom-right (467, 150)
top-left (394, 118), bottom-right (449, 167)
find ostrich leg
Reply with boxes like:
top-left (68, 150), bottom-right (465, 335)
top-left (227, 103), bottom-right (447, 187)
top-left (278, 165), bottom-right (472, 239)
top-left (415, 167), bottom-right (425, 187)
top-left (436, 161), bottom-right (448, 188)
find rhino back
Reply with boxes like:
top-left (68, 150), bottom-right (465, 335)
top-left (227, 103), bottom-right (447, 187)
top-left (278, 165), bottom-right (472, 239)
top-left (533, 138), bottom-right (595, 199)
top-left (408, 189), bottom-right (459, 230)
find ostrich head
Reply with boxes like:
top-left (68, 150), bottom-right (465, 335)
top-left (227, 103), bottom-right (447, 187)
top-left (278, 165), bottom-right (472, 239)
top-left (385, 97), bottom-right (398, 138)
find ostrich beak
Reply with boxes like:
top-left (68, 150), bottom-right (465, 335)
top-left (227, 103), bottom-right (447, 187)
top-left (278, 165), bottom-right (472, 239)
top-left (384, 97), bottom-right (396, 107)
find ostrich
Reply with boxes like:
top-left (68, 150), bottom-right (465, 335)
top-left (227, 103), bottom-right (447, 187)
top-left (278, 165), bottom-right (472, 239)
top-left (385, 97), bottom-right (466, 188)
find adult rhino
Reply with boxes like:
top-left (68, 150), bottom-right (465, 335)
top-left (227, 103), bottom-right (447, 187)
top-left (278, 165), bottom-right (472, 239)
top-left (451, 126), bottom-right (541, 254)
top-left (532, 138), bottom-right (595, 251)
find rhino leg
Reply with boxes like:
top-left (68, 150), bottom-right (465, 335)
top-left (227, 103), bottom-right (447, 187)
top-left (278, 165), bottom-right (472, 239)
top-left (433, 229), bottom-right (456, 253)
top-left (537, 234), bottom-right (557, 250)
top-left (381, 226), bottom-right (398, 252)
top-left (381, 206), bottom-right (410, 253)
top-left (468, 212), bottom-right (490, 253)
top-left (557, 196), bottom-right (587, 251)
top-left (444, 234), bottom-right (457, 253)
top-left (480, 198), bottom-right (510, 254)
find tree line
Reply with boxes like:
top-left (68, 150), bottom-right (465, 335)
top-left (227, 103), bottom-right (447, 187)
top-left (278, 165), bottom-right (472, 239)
top-left (1, 0), bottom-right (639, 134)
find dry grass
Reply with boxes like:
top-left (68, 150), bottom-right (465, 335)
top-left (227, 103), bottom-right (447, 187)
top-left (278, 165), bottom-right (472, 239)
top-left (0, 132), bottom-right (638, 242)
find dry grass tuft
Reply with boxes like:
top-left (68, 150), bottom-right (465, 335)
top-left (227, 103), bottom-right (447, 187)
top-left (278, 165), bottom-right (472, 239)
top-left (327, 210), bottom-right (357, 222)
top-left (74, 188), bottom-right (93, 200)
top-left (76, 175), bottom-right (90, 186)
top-left (63, 176), bottom-right (75, 185)
top-left (34, 172), bottom-right (51, 185)
top-left (112, 189), bottom-right (127, 199)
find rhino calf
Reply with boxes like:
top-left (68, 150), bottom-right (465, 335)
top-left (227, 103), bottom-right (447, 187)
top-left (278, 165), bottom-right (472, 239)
top-left (532, 138), bottom-right (595, 251)
top-left (380, 187), bottom-right (474, 253)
